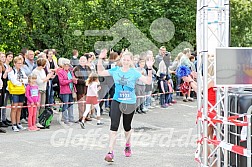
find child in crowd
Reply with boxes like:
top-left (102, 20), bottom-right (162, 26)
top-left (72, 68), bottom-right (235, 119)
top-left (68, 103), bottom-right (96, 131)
top-left (80, 73), bottom-right (103, 129)
top-left (25, 74), bottom-right (40, 131)
top-left (158, 73), bottom-right (168, 108)
top-left (166, 77), bottom-right (175, 106)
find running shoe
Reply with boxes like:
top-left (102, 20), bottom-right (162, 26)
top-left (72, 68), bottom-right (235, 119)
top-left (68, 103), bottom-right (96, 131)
top-left (124, 145), bottom-right (132, 157)
top-left (104, 152), bottom-right (114, 162)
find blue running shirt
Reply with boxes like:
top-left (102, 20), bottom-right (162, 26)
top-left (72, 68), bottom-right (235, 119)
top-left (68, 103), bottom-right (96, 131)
top-left (108, 66), bottom-right (142, 104)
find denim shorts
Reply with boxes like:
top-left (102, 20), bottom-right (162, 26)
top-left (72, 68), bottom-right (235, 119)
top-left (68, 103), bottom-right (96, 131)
top-left (11, 94), bottom-right (25, 103)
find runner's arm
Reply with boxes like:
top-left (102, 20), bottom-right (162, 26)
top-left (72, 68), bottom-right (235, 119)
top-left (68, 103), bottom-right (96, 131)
top-left (139, 68), bottom-right (152, 85)
top-left (97, 59), bottom-right (110, 76)
top-left (97, 49), bottom-right (111, 76)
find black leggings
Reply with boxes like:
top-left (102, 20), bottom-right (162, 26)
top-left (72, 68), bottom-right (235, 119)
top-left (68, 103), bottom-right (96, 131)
top-left (110, 100), bottom-right (135, 132)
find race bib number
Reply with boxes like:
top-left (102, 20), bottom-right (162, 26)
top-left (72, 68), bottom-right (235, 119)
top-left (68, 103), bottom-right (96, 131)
top-left (118, 91), bottom-right (132, 101)
top-left (31, 89), bottom-right (39, 97)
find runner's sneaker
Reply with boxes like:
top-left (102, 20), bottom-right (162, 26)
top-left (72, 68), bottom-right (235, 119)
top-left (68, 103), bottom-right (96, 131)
top-left (80, 121), bottom-right (85, 129)
top-left (17, 123), bottom-right (26, 130)
top-left (104, 152), bottom-right (114, 162)
top-left (124, 144), bottom-right (132, 157)
top-left (12, 125), bottom-right (19, 132)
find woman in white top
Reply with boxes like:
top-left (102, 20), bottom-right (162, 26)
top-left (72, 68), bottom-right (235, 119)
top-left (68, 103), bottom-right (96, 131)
top-left (31, 58), bottom-right (54, 117)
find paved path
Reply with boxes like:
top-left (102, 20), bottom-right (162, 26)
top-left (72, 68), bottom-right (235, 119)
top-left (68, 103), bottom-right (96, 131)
top-left (0, 98), bottom-right (198, 167)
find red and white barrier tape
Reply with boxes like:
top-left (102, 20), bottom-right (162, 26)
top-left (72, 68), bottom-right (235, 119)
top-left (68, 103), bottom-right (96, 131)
top-left (196, 109), bottom-right (249, 127)
top-left (208, 139), bottom-right (251, 157)
top-left (0, 91), bottom-right (177, 109)
top-left (195, 137), bottom-right (251, 166)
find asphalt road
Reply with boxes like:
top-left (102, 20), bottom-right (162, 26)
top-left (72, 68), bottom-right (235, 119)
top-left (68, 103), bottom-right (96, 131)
top-left (0, 97), bottom-right (198, 167)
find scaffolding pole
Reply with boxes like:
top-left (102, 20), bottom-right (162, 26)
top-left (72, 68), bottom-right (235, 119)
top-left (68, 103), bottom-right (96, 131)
top-left (196, 0), bottom-right (230, 166)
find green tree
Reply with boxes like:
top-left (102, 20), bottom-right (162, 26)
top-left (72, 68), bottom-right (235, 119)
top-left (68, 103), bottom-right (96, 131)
top-left (230, 0), bottom-right (252, 47)
top-left (0, 0), bottom-right (251, 57)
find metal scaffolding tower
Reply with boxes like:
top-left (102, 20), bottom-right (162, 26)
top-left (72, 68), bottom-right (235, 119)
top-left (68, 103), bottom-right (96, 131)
top-left (196, 0), bottom-right (230, 166)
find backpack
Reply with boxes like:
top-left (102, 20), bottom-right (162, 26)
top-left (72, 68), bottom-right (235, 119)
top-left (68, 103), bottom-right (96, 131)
top-left (38, 108), bottom-right (53, 129)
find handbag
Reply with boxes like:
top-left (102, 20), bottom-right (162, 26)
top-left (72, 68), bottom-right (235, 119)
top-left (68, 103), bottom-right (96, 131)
top-left (7, 81), bottom-right (25, 95)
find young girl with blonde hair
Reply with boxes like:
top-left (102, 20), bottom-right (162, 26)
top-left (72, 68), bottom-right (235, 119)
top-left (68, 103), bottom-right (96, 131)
top-left (26, 74), bottom-right (40, 131)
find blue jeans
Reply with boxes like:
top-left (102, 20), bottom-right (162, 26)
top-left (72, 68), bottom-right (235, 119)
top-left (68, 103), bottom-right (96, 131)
top-left (175, 75), bottom-right (182, 96)
top-left (47, 80), bottom-right (55, 105)
top-left (1, 91), bottom-right (10, 121)
top-left (160, 94), bottom-right (165, 106)
top-left (104, 93), bottom-right (109, 108)
top-left (165, 93), bottom-right (173, 104)
top-left (60, 94), bottom-right (74, 123)
top-left (144, 91), bottom-right (152, 108)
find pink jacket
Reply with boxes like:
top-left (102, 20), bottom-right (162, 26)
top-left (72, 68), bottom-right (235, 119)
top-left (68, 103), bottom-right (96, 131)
top-left (25, 85), bottom-right (40, 104)
top-left (57, 68), bottom-right (77, 94)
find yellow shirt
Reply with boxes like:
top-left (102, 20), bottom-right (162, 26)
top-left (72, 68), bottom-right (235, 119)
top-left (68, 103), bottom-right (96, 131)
top-left (52, 55), bottom-right (57, 64)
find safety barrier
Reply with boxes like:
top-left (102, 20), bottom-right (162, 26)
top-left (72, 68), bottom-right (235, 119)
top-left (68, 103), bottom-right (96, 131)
top-left (194, 94), bottom-right (252, 167)
top-left (0, 91), bottom-right (185, 109)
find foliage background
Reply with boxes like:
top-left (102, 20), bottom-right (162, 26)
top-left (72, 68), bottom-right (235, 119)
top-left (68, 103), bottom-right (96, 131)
top-left (0, 0), bottom-right (251, 57)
